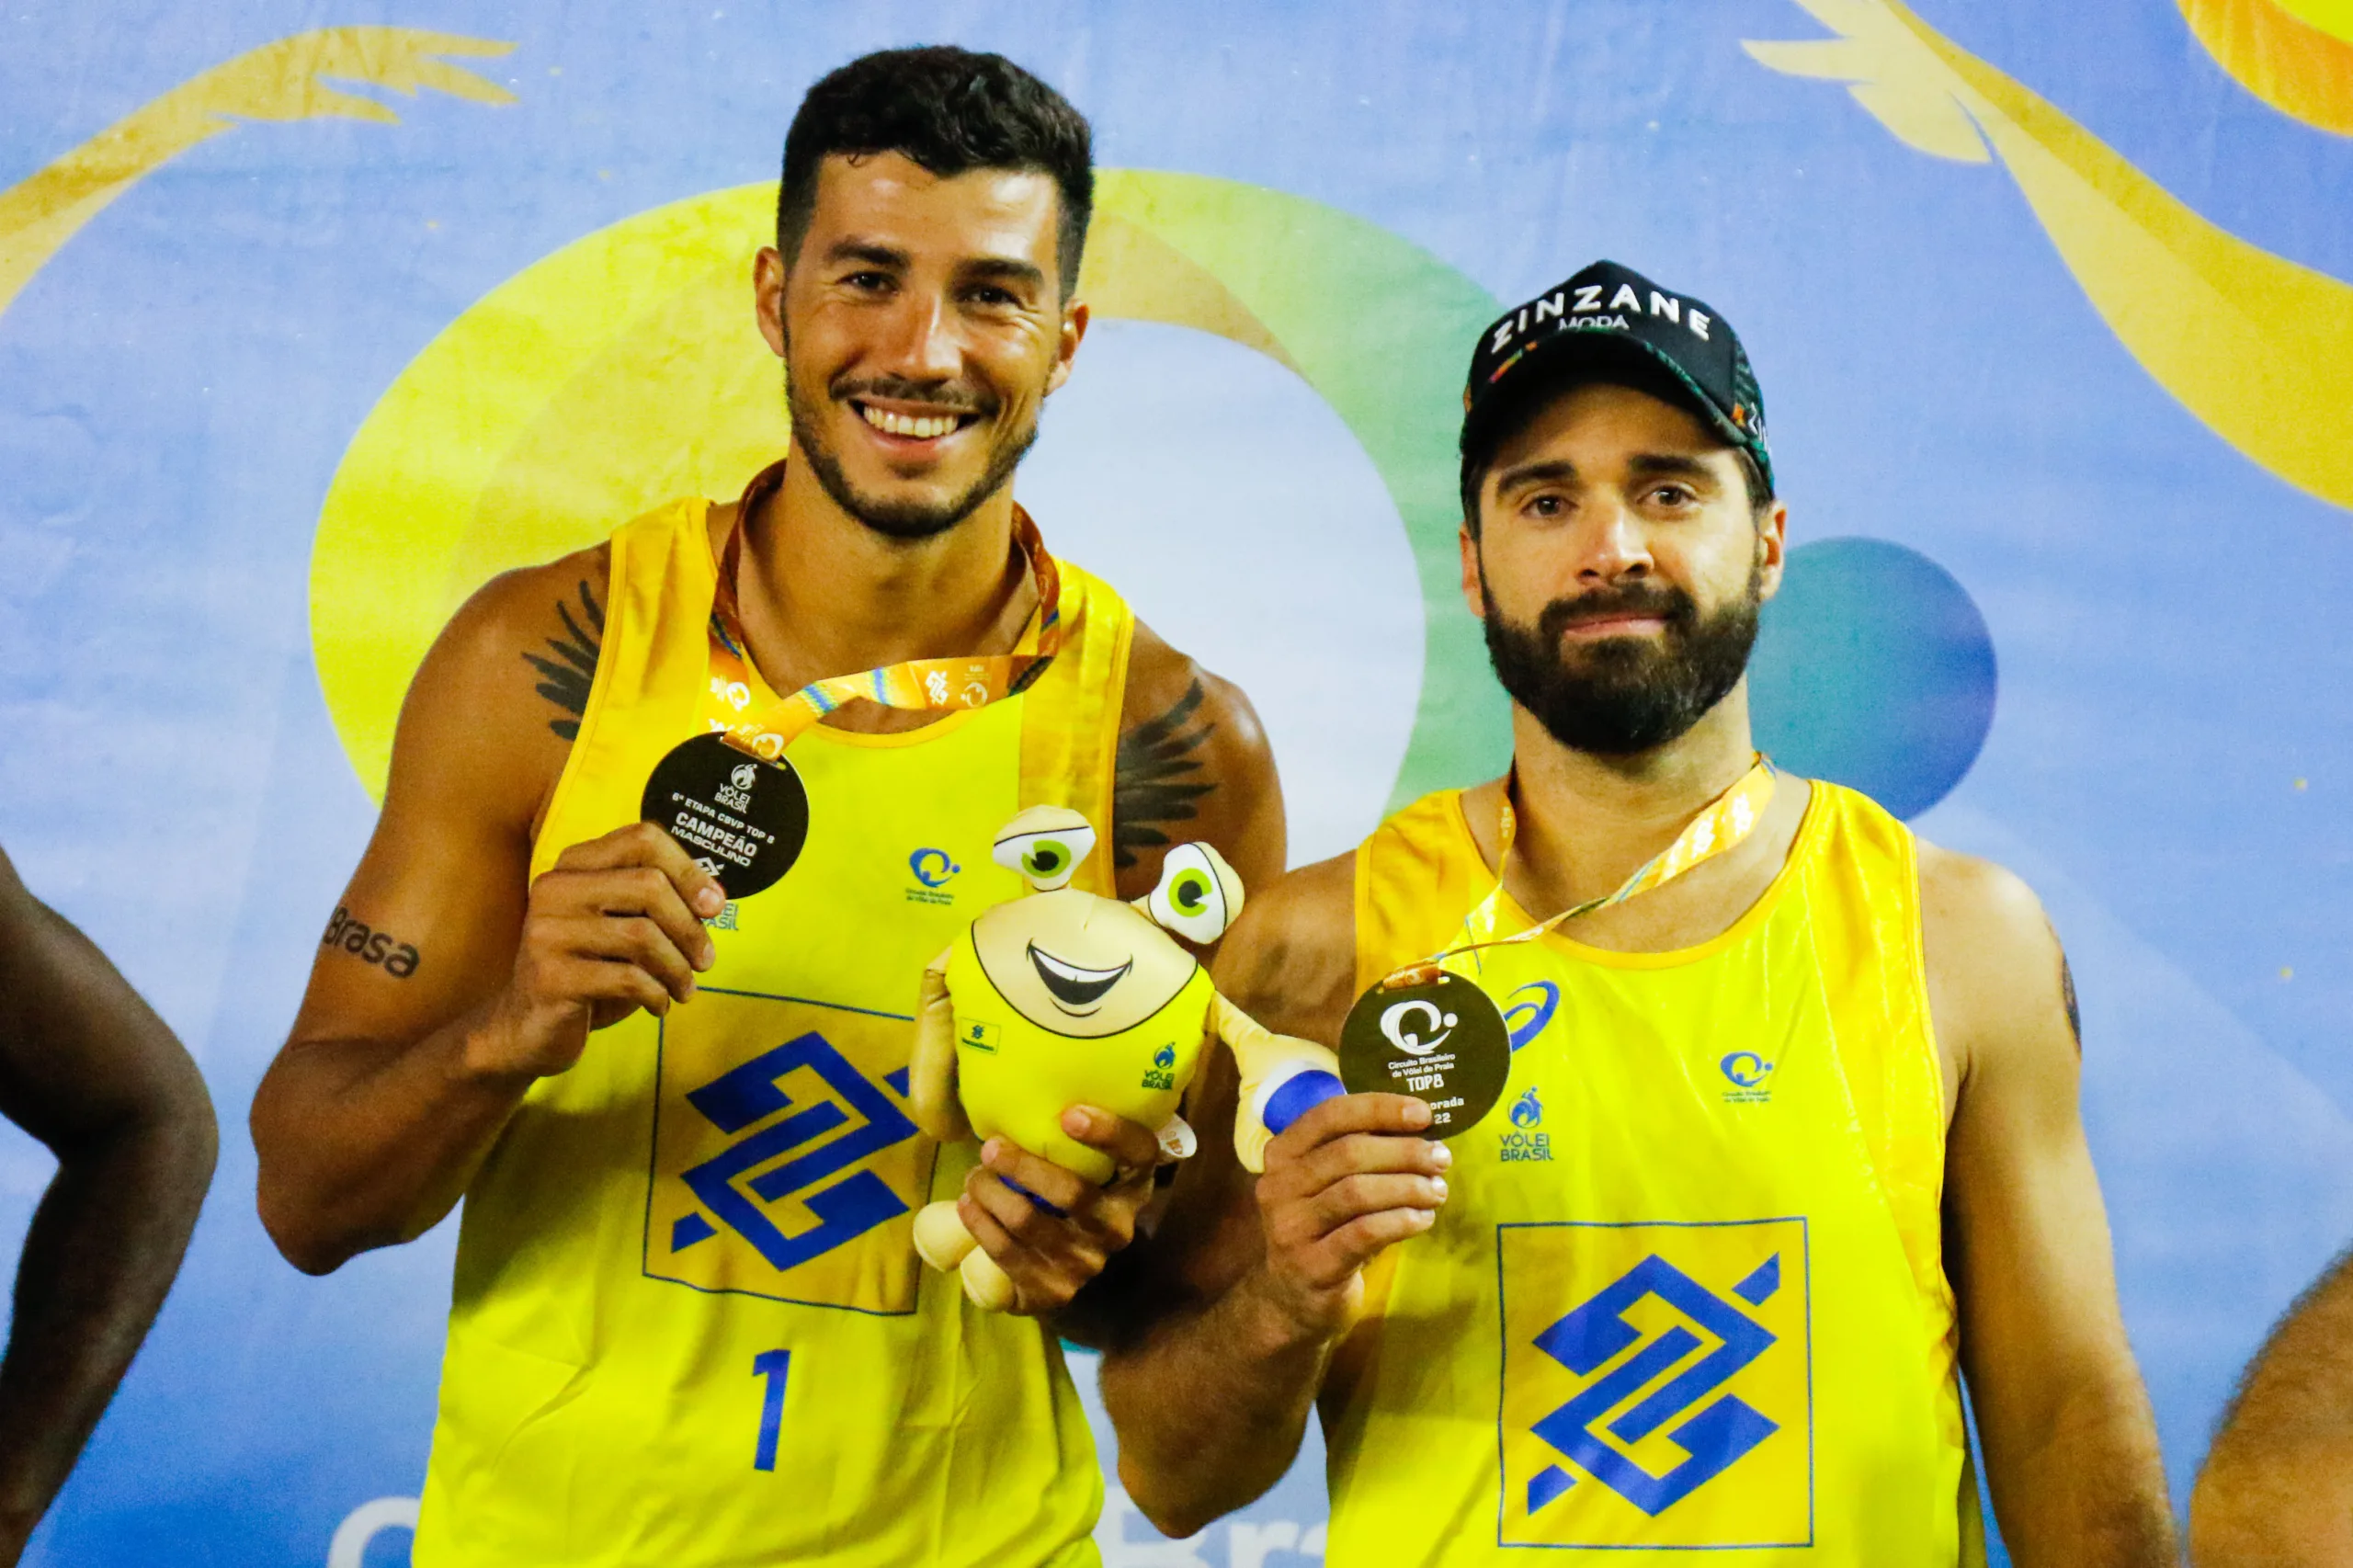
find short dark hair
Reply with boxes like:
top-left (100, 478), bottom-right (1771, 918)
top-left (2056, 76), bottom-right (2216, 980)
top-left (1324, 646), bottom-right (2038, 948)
top-left (777, 47), bottom-right (1094, 298)
top-left (1460, 360), bottom-right (1773, 536)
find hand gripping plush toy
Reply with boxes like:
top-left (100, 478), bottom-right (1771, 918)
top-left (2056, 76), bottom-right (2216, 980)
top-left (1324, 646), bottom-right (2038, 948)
top-left (907, 806), bottom-right (1343, 1310)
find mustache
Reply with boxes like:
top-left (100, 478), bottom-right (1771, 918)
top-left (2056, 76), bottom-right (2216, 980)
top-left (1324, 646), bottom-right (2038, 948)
top-left (1532, 582), bottom-right (1698, 642)
top-left (829, 372), bottom-right (997, 416)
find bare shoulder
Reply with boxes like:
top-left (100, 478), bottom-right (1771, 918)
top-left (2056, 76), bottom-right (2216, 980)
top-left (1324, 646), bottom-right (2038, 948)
top-left (1116, 618), bottom-right (1283, 897)
top-left (1915, 840), bottom-right (2060, 985)
top-left (2193, 1247), bottom-right (2353, 1564)
top-left (1212, 850), bottom-right (1358, 1047)
top-left (0, 845), bottom-right (60, 1010)
top-left (417, 541), bottom-right (610, 741)
top-left (0, 844), bottom-right (35, 944)
top-left (287, 542), bottom-right (616, 1059)
top-left (386, 541), bottom-right (612, 834)
top-left (1915, 838), bottom-right (2041, 918)
top-left (1915, 838), bottom-right (2075, 1105)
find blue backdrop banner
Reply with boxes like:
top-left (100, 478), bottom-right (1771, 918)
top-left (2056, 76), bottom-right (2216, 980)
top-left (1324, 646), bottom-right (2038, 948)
top-left (4, 1), bottom-right (2352, 1562)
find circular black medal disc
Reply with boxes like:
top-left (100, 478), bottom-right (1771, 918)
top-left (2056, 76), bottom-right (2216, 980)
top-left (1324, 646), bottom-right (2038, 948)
top-left (1338, 971), bottom-right (1510, 1139)
top-left (639, 733), bottom-right (810, 899)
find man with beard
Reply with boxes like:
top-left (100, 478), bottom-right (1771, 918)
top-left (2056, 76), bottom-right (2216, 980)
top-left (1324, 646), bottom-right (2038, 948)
top-left (1099, 262), bottom-right (2176, 1565)
top-left (251, 48), bottom-right (1279, 1567)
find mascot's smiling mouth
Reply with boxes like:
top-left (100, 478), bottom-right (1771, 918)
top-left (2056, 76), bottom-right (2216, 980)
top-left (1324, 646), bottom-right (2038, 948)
top-left (1028, 942), bottom-right (1132, 1013)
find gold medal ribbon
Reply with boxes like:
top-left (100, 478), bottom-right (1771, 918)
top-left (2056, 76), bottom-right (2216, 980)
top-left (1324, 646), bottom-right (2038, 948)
top-left (1378, 755), bottom-right (1778, 992)
top-left (698, 461), bottom-right (1064, 761)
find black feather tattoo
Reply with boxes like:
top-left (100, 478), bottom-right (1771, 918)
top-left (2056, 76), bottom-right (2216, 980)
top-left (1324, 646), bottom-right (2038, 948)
top-left (1113, 678), bottom-right (1218, 869)
top-left (525, 578), bottom-right (604, 740)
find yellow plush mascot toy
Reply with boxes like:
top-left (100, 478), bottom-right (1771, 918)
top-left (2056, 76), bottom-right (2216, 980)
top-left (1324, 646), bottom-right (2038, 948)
top-left (907, 806), bottom-right (1342, 1310)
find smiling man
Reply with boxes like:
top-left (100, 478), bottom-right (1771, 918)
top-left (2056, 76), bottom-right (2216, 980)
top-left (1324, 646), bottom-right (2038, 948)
top-left (249, 48), bottom-right (1279, 1567)
top-left (1100, 261), bottom-right (2176, 1565)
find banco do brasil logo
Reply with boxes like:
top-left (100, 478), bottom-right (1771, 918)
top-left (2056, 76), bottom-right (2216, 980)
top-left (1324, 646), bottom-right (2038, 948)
top-left (1500, 1218), bottom-right (1811, 1548)
top-left (647, 991), bottom-right (931, 1314)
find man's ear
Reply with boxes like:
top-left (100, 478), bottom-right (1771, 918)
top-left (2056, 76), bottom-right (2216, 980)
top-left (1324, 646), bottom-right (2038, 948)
top-left (1754, 497), bottom-right (1790, 604)
top-left (1044, 299), bottom-right (1090, 396)
top-left (754, 245), bottom-right (788, 360)
top-left (1459, 519), bottom-right (1489, 621)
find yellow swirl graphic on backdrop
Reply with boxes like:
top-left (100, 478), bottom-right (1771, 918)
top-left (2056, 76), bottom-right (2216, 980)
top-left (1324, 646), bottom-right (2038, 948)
top-left (0, 28), bottom-right (513, 317)
top-left (2249, 0), bottom-right (2353, 45)
top-left (2179, 0), bottom-right (2353, 134)
top-left (308, 184), bottom-right (1302, 796)
top-left (0, 27), bottom-right (1501, 806)
top-left (309, 175), bottom-right (1507, 802)
top-left (1750, 0), bottom-right (2353, 515)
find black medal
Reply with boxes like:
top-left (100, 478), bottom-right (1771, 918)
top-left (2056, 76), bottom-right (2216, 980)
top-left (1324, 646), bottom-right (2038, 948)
top-left (640, 733), bottom-right (810, 899)
top-left (1338, 970), bottom-right (1510, 1138)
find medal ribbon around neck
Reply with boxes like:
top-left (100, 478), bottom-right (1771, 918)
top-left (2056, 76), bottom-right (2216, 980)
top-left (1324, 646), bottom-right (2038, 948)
top-left (698, 461), bottom-right (1065, 761)
top-left (1378, 755), bottom-right (1778, 993)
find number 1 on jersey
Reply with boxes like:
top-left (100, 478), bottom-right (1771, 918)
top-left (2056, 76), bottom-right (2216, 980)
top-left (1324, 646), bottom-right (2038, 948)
top-left (752, 1348), bottom-right (791, 1471)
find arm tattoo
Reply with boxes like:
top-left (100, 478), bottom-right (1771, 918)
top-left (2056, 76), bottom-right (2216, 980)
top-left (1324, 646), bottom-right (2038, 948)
top-left (523, 579), bottom-right (604, 740)
top-left (322, 906), bottom-right (420, 979)
top-left (1113, 678), bottom-right (1217, 869)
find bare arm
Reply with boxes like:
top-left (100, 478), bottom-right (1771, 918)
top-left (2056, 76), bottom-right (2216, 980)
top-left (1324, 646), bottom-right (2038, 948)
top-left (0, 848), bottom-right (217, 1563)
top-left (2188, 1245), bottom-right (2353, 1565)
top-left (1108, 621), bottom-right (1285, 901)
top-left (251, 551), bottom-right (723, 1274)
top-left (1925, 846), bottom-right (2177, 1567)
top-left (1097, 856), bottom-right (1449, 1538)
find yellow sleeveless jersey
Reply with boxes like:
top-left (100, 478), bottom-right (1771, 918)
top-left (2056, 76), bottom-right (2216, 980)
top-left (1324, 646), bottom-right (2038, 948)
top-left (1323, 783), bottom-right (1984, 1565)
top-left (413, 496), bottom-right (1132, 1566)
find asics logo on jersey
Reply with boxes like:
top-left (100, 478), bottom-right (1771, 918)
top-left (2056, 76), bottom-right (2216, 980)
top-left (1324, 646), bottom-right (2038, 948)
top-left (1524, 1252), bottom-right (1784, 1517)
top-left (666, 1030), bottom-right (919, 1273)
top-left (1381, 998), bottom-right (1457, 1056)
top-left (1505, 980), bottom-right (1560, 1051)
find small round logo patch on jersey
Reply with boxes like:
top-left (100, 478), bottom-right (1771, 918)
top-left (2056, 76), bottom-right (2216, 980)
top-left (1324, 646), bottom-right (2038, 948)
top-left (1338, 971), bottom-right (1509, 1138)
top-left (640, 732), bottom-right (810, 899)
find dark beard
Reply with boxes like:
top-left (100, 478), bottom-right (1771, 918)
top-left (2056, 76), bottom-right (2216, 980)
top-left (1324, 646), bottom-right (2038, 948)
top-left (786, 369), bottom-right (1037, 540)
top-left (1482, 563), bottom-right (1762, 756)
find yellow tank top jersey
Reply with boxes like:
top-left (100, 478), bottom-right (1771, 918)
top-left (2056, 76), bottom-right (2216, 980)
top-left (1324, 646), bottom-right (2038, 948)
top-left (412, 496), bottom-right (1132, 1566)
top-left (1323, 783), bottom-right (1985, 1565)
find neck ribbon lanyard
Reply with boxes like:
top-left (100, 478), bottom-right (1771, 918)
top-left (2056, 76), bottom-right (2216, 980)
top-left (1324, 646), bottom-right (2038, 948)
top-left (1377, 754), bottom-right (1779, 993)
top-left (699, 460), bottom-right (1064, 762)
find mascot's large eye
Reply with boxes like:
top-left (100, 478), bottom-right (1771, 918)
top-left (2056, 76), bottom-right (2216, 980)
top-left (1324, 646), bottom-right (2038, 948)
top-left (993, 819), bottom-right (1097, 892)
top-left (1149, 842), bottom-right (1242, 944)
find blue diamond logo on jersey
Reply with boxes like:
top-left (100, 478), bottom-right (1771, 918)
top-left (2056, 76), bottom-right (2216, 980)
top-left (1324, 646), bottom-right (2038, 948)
top-left (1499, 1219), bottom-right (1812, 1548)
top-left (666, 1031), bottom-right (917, 1272)
top-left (647, 989), bottom-right (932, 1313)
top-left (1528, 1255), bottom-right (1779, 1514)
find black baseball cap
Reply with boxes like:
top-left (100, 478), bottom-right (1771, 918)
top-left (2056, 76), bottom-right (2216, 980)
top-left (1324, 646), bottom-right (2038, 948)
top-left (1461, 259), bottom-right (1773, 497)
